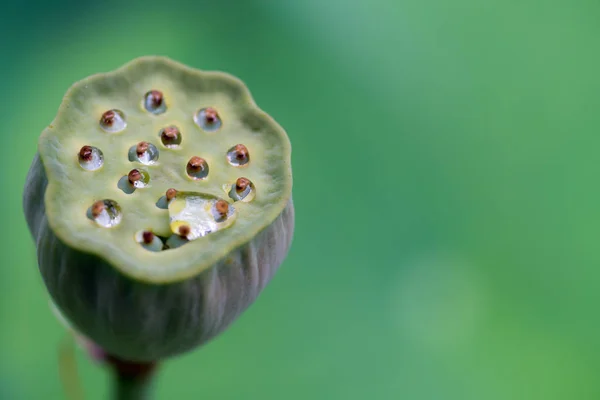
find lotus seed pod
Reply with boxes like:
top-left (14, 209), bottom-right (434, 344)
top-left (23, 56), bottom-right (294, 362)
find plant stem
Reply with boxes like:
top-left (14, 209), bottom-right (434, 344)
top-left (106, 354), bottom-right (158, 400)
top-left (113, 372), bottom-right (154, 400)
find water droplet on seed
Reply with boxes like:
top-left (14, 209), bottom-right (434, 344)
top-left (128, 168), bottom-right (150, 188)
top-left (227, 177), bottom-right (255, 202)
top-left (160, 126), bottom-right (182, 148)
top-left (87, 200), bottom-right (122, 228)
top-left (128, 142), bottom-right (159, 165)
top-left (168, 192), bottom-right (236, 241)
top-left (99, 109), bottom-right (126, 133)
top-left (194, 107), bottom-right (222, 132)
top-left (143, 90), bottom-right (166, 114)
top-left (226, 144), bottom-right (250, 167)
top-left (186, 156), bottom-right (209, 180)
top-left (78, 145), bottom-right (104, 171)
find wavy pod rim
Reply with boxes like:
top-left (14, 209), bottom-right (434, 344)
top-left (34, 56), bottom-right (293, 284)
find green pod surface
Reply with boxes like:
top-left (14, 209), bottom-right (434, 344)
top-left (23, 56), bottom-right (294, 362)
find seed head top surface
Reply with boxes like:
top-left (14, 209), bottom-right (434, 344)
top-left (37, 56), bottom-right (292, 281)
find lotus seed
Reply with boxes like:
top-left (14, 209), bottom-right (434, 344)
top-left (91, 201), bottom-right (105, 218)
top-left (186, 156), bottom-right (209, 180)
top-left (142, 231), bottom-right (154, 244)
top-left (143, 90), bottom-right (166, 114)
top-left (228, 177), bottom-right (255, 202)
top-left (128, 141), bottom-right (159, 165)
top-left (160, 126), bottom-right (182, 148)
top-left (127, 168), bottom-right (150, 188)
top-left (227, 144), bottom-right (250, 166)
top-left (136, 230), bottom-right (164, 252)
top-left (166, 188), bottom-right (178, 202)
top-left (99, 109), bottom-right (126, 133)
top-left (78, 145), bottom-right (104, 171)
top-left (194, 107), bottom-right (222, 132)
top-left (178, 224), bottom-right (191, 238)
top-left (88, 200), bottom-right (122, 228)
top-left (213, 200), bottom-right (229, 221)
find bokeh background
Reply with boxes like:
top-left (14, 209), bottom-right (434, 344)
top-left (1, 0), bottom-right (599, 399)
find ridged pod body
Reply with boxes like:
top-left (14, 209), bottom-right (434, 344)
top-left (23, 57), bottom-right (294, 362)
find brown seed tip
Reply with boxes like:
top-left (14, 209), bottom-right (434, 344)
top-left (136, 141), bottom-right (149, 155)
top-left (142, 231), bottom-right (154, 244)
top-left (204, 107), bottom-right (218, 123)
top-left (178, 224), bottom-right (191, 237)
top-left (101, 110), bottom-right (115, 126)
top-left (79, 146), bottom-right (94, 162)
top-left (149, 90), bottom-right (163, 107)
top-left (91, 201), bottom-right (105, 217)
top-left (234, 144), bottom-right (249, 160)
top-left (235, 177), bottom-right (250, 192)
top-left (215, 200), bottom-right (229, 216)
top-left (188, 156), bottom-right (206, 171)
top-left (162, 126), bottom-right (179, 139)
top-left (128, 169), bottom-right (142, 184)
top-left (166, 188), bottom-right (178, 202)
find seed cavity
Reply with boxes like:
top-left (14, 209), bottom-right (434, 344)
top-left (186, 156), bottom-right (209, 180)
top-left (143, 90), bottom-right (166, 114)
top-left (156, 188), bottom-right (178, 209)
top-left (160, 126), bottom-right (182, 148)
top-left (129, 169), bottom-right (150, 188)
top-left (87, 200), bottom-right (122, 228)
top-left (118, 169), bottom-right (150, 194)
top-left (212, 200), bottom-right (230, 222)
top-left (194, 107), bottom-right (222, 132)
top-left (99, 109), bottom-right (126, 133)
top-left (227, 177), bottom-right (255, 202)
top-left (168, 192), bottom-right (236, 241)
top-left (165, 233), bottom-right (189, 249)
top-left (128, 141), bottom-right (159, 165)
top-left (78, 145), bottom-right (104, 171)
top-left (135, 230), bottom-right (164, 252)
top-left (227, 144), bottom-right (250, 166)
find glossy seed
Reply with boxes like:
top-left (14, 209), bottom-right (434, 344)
top-left (235, 177), bottom-right (250, 193)
top-left (144, 90), bottom-right (166, 114)
top-left (91, 201), bottom-right (105, 218)
top-left (195, 107), bottom-right (222, 132)
top-left (99, 109), bottom-right (126, 133)
top-left (128, 169), bottom-right (142, 184)
top-left (142, 231), bottom-right (154, 244)
top-left (160, 126), bottom-right (182, 148)
top-left (136, 142), bottom-right (149, 155)
top-left (186, 156), bottom-right (209, 180)
top-left (226, 144), bottom-right (250, 166)
top-left (215, 200), bottom-right (229, 217)
top-left (227, 177), bottom-right (255, 202)
top-left (89, 200), bottom-right (122, 228)
top-left (78, 145), bottom-right (104, 171)
top-left (79, 146), bottom-right (93, 162)
top-left (178, 224), bottom-right (191, 237)
top-left (166, 188), bottom-right (178, 202)
top-left (129, 142), bottom-right (159, 165)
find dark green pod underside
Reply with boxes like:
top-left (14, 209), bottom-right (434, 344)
top-left (25, 153), bottom-right (294, 361)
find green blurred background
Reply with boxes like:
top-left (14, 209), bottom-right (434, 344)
top-left (1, 0), bottom-right (599, 399)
